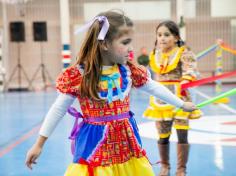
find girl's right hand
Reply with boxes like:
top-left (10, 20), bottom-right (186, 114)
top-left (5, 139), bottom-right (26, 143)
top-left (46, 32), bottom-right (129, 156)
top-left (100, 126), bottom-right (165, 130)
top-left (25, 144), bottom-right (42, 170)
top-left (181, 102), bottom-right (197, 112)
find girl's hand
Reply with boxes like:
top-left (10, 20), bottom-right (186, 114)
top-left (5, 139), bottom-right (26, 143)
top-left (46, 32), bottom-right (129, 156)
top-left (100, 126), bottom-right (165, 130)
top-left (25, 144), bottom-right (42, 170)
top-left (181, 102), bottom-right (197, 112)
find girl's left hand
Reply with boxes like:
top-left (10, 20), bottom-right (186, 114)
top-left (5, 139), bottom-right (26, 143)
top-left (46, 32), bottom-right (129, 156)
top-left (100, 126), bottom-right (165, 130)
top-left (181, 102), bottom-right (197, 112)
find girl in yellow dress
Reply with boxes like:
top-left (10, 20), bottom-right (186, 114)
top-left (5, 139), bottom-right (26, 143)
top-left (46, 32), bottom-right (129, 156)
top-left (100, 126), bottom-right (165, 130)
top-left (143, 20), bottom-right (202, 176)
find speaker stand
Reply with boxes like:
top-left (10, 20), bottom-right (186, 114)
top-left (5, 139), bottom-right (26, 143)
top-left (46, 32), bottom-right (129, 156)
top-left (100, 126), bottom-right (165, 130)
top-left (5, 43), bottom-right (30, 91)
top-left (29, 42), bottom-right (54, 90)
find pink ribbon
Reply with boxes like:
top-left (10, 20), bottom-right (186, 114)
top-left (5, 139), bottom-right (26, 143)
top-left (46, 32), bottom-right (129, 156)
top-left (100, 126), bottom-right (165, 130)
top-left (74, 16), bottom-right (109, 40)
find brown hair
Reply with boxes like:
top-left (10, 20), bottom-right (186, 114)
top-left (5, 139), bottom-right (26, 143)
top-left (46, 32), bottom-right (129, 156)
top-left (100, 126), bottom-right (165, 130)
top-left (76, 11), bottom-right (133, 100)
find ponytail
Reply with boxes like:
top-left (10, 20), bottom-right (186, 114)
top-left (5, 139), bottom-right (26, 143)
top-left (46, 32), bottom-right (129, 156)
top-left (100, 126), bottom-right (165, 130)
top-left (153, 39), bottom-right (158, 54)
top-left (176, 39), bottom-right (185, 47)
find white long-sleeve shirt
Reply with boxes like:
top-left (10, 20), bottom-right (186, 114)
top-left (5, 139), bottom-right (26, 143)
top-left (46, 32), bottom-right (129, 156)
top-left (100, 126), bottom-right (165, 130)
top-left (39, 79), bottom-right (184, 137)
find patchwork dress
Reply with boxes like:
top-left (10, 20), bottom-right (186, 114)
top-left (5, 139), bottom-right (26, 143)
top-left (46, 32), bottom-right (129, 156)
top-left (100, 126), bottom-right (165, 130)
top-left (143, 46), bottom-right (202, 137)
top-left (56, 63), bottom-right (155, 176)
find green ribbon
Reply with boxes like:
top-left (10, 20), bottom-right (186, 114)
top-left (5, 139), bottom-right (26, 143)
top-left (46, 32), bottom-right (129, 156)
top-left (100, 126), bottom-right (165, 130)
top-left (176, 88), bottom-right (236, 112)
top-left (196, 88), bottom-right (236, 108)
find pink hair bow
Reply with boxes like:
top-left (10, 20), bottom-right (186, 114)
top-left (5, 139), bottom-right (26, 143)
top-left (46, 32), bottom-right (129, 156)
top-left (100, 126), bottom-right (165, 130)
top-left (74, 16), bottom-right (110, 40)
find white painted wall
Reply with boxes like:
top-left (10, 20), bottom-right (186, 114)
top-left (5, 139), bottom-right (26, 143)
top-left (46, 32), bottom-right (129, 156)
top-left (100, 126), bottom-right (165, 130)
top-left (184, 0), bottom-right (196, 18)
top-left (84, 1), bottom-right (171, 21)
top-left (83, 0), bottom-right (196, 21)
top-left (211, 0), bottom-right (236, 17)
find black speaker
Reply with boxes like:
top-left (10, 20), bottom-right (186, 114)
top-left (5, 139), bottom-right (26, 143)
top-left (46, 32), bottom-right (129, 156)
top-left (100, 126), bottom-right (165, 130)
top-left (10, 22), bottom-right (25, 42)
top-left (33, 22), bottom-right (47, 41)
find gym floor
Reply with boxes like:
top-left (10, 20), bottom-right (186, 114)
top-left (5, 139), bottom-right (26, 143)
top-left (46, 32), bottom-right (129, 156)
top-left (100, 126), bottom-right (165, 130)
top-left (0, 84), bottom-right (236, 176)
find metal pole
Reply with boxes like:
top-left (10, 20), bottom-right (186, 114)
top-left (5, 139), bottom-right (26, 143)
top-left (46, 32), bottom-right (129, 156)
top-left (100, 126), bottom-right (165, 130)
top-left (59, 0), bottom-right (71, 70)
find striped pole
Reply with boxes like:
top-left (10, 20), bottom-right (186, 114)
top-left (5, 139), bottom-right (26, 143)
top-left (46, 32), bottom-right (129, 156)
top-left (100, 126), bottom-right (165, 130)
top-left (214, 46), bottom-right (229, 103)
top-left (59, 0), bottom-right (71, 70)
top-left (215, 46), bottom-right (223, 94)
top-left (62, 44), bottom-right (71, 69)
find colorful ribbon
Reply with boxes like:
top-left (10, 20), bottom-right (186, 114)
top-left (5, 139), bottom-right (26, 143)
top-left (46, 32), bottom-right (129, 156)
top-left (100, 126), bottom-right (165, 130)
top-left (196, 88), bottom-right (236, 108)
top-left (101, 73), bottom-right (123, 103)
top-left (181, 70), bottom-right (236, 90)
top-left (67, 107), bottom-right (84, 155)
top-left (176, 88), bottom-right (236, 112)
top-left (74, 16), bottom-right (109, 40)
top-left (196, 44), bottom-right (218, 60)
top-left (219, 42), bottom-right (236, 56)
top-left (196, 40), bottom-right (236, 61)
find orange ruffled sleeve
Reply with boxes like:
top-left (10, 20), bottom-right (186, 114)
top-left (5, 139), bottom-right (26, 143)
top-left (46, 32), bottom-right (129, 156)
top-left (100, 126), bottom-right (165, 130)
top-left (128, 61), bottom-right (149, 88)
top-left (56, 65), bottom-right (82, 97)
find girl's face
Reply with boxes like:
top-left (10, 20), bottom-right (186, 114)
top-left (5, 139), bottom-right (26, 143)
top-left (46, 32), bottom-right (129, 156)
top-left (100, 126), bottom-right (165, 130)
top-left (156, 25), bottom-right (178, 52)
top-left (103, 28), bottom-right (133, 65)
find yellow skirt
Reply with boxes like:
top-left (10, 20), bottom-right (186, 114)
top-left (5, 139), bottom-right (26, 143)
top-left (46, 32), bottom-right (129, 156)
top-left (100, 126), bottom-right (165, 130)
top-left (64, 157), bottom-right (155, 176)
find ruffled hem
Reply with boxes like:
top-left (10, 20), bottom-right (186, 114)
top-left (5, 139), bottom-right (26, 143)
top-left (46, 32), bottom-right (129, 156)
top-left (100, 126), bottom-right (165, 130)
top-left (143, 107), bottom-right (175, 120)
top-left (143, 107), bottom-right (202, 120)
top-left (175, 109), bottom-right (202, 120)
top-left (64, 157), bottom-right (155, 176)
top-left (189, 109), bottom-right (202, 119)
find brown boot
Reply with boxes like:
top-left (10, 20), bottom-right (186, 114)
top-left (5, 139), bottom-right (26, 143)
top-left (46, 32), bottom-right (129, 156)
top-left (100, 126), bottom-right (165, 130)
top-left (176, 144), bottom-right (190, 176)
top-left (158, 143), bottom-right (170, 176)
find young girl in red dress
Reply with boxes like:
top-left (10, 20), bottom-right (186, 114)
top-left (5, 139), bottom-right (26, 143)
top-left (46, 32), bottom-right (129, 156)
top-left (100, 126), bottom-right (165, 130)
top-left (25, 12), bottom-right (196, 176)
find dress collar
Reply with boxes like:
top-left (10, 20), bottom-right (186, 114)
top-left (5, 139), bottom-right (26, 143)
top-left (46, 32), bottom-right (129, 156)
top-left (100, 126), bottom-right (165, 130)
top-left (102, 64), bottom-right (119, 75)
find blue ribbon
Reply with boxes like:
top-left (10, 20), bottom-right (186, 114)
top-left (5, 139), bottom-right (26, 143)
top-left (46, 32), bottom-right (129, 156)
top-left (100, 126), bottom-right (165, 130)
top-left (101, 73), bottom-right (124, 103)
